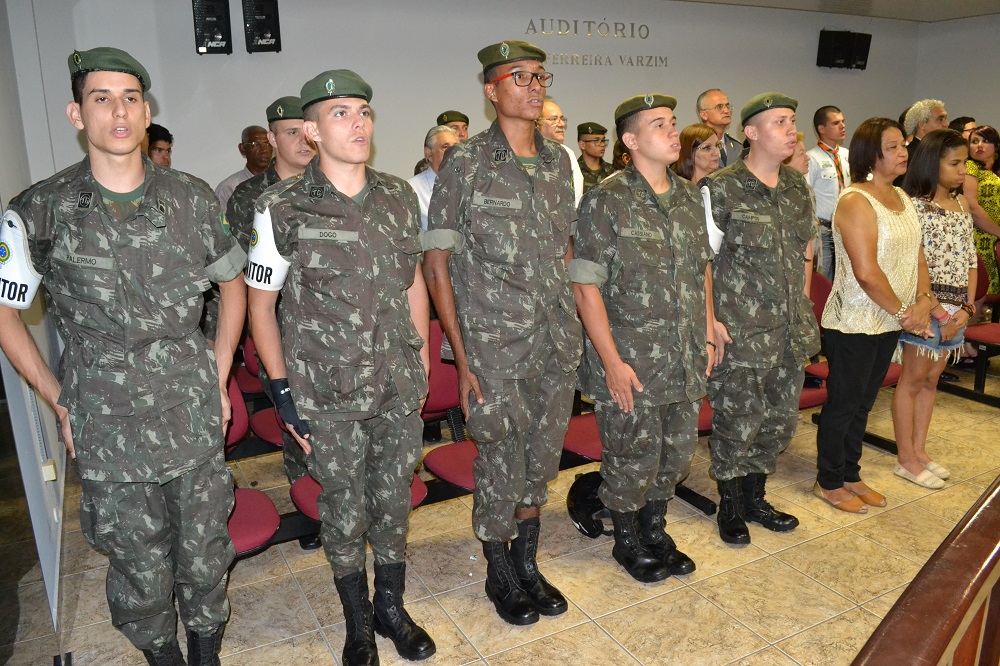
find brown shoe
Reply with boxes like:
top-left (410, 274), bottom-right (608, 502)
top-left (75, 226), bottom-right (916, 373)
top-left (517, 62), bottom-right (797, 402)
top-left (813, 482), bottom-right (868, 514)
top-left (843, 481), bottom-right (887, 507)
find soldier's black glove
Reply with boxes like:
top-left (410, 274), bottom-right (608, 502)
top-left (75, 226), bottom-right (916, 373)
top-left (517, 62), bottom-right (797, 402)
top-left (270, 378), bottom-right (311, 438)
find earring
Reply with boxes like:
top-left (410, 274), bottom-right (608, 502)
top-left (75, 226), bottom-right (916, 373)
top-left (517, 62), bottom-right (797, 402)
top-left (866, 171), bottom-right (874, 182)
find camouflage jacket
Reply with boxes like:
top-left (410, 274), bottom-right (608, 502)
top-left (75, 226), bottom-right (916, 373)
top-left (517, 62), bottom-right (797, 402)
top-left (253, 158), bottom-right (426, 419)
top-left (424, 120), bottom-right (582, 379)
top-left (9, 156), bottom-right (245, 482)
top-left (579, 157), bottom-right (616, 195)
top-left (571, 164), bottom-right (713, 404)
top-left (707, 160), bottom-right (820, 368)
top-left (227, 162), bottom-right (281, 252)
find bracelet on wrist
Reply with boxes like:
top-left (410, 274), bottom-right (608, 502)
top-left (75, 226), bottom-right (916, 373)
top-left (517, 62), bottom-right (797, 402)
top-left (892, 304), bottom-right (907, 322)
top-left (917, 291), bottom-right (934, 301)
top-left (961, 302), bottom-right (977, 317)
top-left (706, 340), bottom-right (717, 349)
top-left (933, 310), bottom-right (950, 323)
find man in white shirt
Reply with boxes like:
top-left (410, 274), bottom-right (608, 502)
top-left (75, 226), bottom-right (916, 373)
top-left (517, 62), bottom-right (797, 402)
top-left (408, 125), bottom-right (459, 230)
top-left (806, 105), bottom-right (850, 280)
top-left (536, 97), bottom-right (584, 205)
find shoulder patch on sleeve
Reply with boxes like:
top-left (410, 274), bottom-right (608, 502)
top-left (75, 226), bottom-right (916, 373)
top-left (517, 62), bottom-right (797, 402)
top-left (0, 209), bottom-right (43, 309)
top-left (245, 207), bottom-right (290, 291)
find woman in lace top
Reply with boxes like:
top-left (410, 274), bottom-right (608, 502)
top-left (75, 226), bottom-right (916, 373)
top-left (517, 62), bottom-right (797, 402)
top-left (815, 117), bottom-right (933, 513)
top-left (893, 130), bottom-right (977, 489)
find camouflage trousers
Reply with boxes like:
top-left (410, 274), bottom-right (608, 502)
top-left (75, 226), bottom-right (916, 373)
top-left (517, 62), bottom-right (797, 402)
top-left (467, 352), bottom-right (576, 542)
top-left (306, 404), bottom-right (421, 577)
top-left (80, 453), bottom-right (235, 651)
top-left (708, 360), bottom-right (804, 481)
top-left (596, 398), bottom-right (699, 512)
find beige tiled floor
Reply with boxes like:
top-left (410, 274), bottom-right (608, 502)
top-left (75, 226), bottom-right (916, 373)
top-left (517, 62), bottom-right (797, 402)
top-left (3, 371), bottom-right (999, 665)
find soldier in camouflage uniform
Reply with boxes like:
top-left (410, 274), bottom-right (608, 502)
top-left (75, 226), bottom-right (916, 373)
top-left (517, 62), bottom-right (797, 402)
top-left (423, 40), bottom-right (582, 627)
top-left (245, 70), bottom-right (435, 666)
top-left (577, 122), bottom-right (615, 193)
top-left (572, 94), bottom-right (714, 583)
top-left (0, 48), bottom-right (246, 666)
top-left (227, 95), bottom-right (315, 523)
top-left (705, 92), bottom-right (821, 545)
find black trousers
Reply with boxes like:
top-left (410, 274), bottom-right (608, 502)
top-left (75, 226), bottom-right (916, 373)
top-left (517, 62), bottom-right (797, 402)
top-left (816, 329), bottom-right (900, 489)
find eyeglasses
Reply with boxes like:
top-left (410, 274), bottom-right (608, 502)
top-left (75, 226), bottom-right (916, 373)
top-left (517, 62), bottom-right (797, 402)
top-left (488, 70), bottom-right (554, 88)
top-left (541, 116), bottom-right (568, 125)
top-left (581, 138), bottom-right (608, 145)
top-left (701, 103), bottom-right (733, 113)
top-left (697, 142), bottom-right (720, 152)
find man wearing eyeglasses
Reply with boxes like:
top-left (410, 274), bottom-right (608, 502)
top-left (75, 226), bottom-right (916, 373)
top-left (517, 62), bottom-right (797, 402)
top-left (536, 98), bottom-right (584, 205)
top-left (577, 122), bottom-right (615, 193)
top-left (423, 40), bottom-right (582, 627)
top-left (214, 125), bottom-right (273, 209)
top-left (697, 89), bottom-right (744, 167)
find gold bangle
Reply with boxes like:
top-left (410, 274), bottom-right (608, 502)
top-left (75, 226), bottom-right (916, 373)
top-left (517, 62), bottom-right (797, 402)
top-left (917, 292), bottom-right (933, 300)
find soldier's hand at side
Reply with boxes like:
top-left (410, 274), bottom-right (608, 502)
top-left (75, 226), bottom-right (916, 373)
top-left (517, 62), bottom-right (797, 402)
top-left (712, 321), bottom-right (732, 367)
top-left (270, 378), bottom-right (312, 454)
top-left (218, 383), bottom-right (232, 438)
top-left (605, 358), bottom-right (642, 413)
top-left (459, 367), bottom-right (484, 421)
top-left (55, 402), bottom-right (75, 459)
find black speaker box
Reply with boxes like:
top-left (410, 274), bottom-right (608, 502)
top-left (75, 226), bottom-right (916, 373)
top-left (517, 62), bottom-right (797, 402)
top-left (192, 0), bottom-right (233, 55)
top-left (817, 29), bottom-right (871, 70)
top-left (243, 0), bottom-right (281, 53)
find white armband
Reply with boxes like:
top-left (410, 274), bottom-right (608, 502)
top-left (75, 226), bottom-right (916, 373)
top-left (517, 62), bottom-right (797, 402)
top-left (0, 210), bottom-right (43, 309)
top-left (701, 185), bottom-right (724, 254)
top-left (244, 207), bottom-right (290, 291)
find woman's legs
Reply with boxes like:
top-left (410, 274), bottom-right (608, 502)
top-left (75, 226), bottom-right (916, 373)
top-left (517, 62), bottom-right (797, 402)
top-left (893, 345), bottom-right (949, 475)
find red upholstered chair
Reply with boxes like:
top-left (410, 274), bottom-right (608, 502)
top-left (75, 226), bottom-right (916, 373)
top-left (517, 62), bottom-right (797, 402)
top-left (249, 406), bottom-right (285, 447)
top-left (225, 375), bottom-right (249, 454)
top-left (234, 333), bottom-right (265, 395)
top-left (421, 320), bottom-right (467, 441)
top-left (697, 398), bottom-right (713, 435)
top-left (805, 271), bottom-right (901, 388)
top-left (561, 413), bottom-right (603, 461)
top-left (289, 472), bottom-right (429, 520)
top-left (420, 440), bottom-right (479, 492)
top-left (228, 488), bottom-right (281, 557)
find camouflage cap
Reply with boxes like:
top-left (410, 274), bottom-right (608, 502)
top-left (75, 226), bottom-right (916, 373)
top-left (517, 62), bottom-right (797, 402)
top-left (477, 40), bottom-right (546, 74)
top-left (437, 110), bottom-right (469, 126)
top-left (68, 47), bottom-right (150, 92)
top-left (577, 122), bottom-right (608, 138)
top-left (266, 96), bottom-right (304, 122)
top-left (614, 94), bottom-right (677, 124)
top-left (300, 69), bottom-right (372, 110)
top-left (741, 92), bottom-right (797, 126)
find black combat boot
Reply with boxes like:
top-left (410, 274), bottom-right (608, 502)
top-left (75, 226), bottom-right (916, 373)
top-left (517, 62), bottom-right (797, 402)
top-left (335, 570), bottom-right (379, 666)
top-left (141, 640), bottom-right (185, 666)
top-left (609, 510), bottom-right (670, 583)
top-left (509, 517), bottom-right (568, 616)
top-left (742, 473), bottom-right (799, 532)
top-left (373, 562), bottom-right (436, 660)
top-left (185, 628), bottom-right (223, 666)
top-left (717, 478), bottom-right (751, 544)
top-left (637, 499), bottom-right (696, 575)
top-left (482, 541), bottom-right (539, 625)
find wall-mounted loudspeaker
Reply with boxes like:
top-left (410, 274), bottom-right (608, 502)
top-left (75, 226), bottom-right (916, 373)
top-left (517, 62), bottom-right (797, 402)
top-left (243, 0), bottom-right (281, 53)
top-left (817, 30), bottom-right (871, 70)
top-left (192, 0), bottom-right (233, 55)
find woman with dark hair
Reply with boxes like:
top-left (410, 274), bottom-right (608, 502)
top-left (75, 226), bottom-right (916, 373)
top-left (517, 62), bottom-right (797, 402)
top-left (965, 125), bottom-right (1000, 298)
top-left (814, 117), bottom-right (932, 512)
top-left (611, 138), bottom-right (630, 172)
top-left (892, 130), bottom-right (976, 488)
top-left (672, 123), bottom-right (720, 182)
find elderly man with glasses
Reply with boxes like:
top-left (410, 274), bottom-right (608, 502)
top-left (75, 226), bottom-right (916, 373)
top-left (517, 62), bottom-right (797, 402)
top-left (536, 97), bottom-right (585, 204)
top-left (577, 121), bottom-right (615, 193)
top-left (697, 89), bottom-right (744, 167)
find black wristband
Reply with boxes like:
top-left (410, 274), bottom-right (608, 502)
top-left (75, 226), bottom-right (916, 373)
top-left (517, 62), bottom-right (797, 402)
top-left (269, 378), bottom-right (310, 438)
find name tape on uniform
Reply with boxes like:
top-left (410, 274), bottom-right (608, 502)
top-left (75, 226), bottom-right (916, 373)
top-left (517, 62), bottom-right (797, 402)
top-left (472, 193), bottom-right (523, 211)
top-left (298, 228), bottom-right (360, 242)
top-left (619, 227), bottom-right (664, 240)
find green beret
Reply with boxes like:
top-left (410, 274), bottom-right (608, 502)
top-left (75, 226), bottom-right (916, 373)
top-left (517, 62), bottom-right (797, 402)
top-left (266, 96), bottom-right (304, 123)
top-left (437, 110), bottom-right (469, 126)
top-left (577, 122), bottom-right (608, 138)
top-left (741, 92), bottom-right (797, 126)
top-left (614, 94), bottom-right (677, 124)
top-left (68, 47), bottom-right (150, 92)
top-left (477, 40), bottom-right (546, 74)
top-left (300, 69), bottom-right (372, 110)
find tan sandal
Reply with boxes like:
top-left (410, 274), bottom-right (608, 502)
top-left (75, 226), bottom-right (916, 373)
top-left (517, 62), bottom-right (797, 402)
top-left (843, 481), bottom-right (887, 507)
top-left (813, 482), bottom-right (868, 513)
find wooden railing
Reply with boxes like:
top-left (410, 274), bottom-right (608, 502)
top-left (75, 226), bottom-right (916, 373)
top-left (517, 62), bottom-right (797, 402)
top-left (853, 475), bottom-right (1000, 666)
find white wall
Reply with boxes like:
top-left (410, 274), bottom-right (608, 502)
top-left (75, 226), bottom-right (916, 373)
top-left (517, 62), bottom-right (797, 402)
top-left (6, 0), bottom-right (991, 189)
top-left (916, 14), bottom-right (1000, 124)
top-left (0, 0), bottom-right (30, 206)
